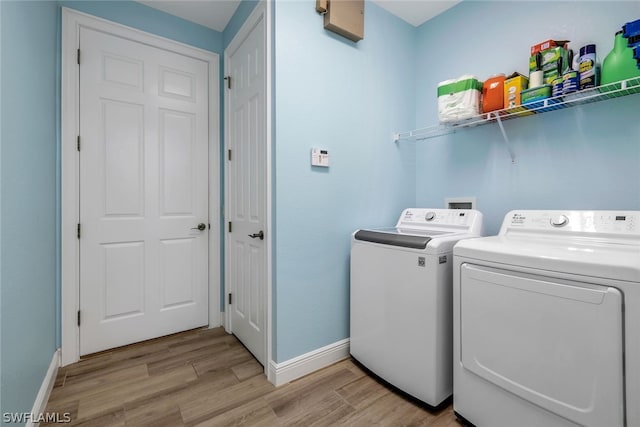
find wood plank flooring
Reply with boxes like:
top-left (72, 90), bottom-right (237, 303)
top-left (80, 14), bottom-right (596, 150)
top-left (44, 328), bottom-right (460, 426)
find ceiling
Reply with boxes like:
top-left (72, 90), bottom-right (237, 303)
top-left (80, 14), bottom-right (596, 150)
top-left (137, 0), bottom-right (461, 32)
top-left (136, 0), bottom-right (242, 32)
top-left (372, 0), bottom-right (461, 27)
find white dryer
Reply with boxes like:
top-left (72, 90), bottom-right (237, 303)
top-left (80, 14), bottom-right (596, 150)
top-left (350, 208), bottom-right (483, 407)
top-left (453, 210), bottom-right (640, 427)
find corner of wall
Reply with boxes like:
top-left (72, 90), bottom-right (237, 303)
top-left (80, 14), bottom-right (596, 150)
top-left (222, 0), bottom-right (260, 49)
top-left (268, 339), bottom-right (350, 386)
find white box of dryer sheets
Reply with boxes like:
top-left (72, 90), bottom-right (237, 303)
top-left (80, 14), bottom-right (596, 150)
top-left (437, 75), bottom-right (482, 123)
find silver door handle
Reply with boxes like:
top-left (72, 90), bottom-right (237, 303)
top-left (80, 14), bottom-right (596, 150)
top-left (191, 223), bottom-right (206, 231)
top-left (248, 230), bottom-right (264, 240)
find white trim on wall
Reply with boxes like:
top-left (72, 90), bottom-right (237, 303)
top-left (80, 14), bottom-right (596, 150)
top-left (268, 339), bottom-right (351, 387)
top-left (265, 0), bottom-right (274, 387)
top-left (27, 350), bottom-right (60, 427)
top-left (61, 8), bottom-right (220, 366)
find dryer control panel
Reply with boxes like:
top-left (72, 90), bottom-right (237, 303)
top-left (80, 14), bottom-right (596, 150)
top-left (503, 210), bottom-right (639, 235)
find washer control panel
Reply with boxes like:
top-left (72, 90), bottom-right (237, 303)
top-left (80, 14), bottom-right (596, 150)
top-left (505, 211), bottom-right (638, 234)
top-left (397, 208), bottom-right (483, 235)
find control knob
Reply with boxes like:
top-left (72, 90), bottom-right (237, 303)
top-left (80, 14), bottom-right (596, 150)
top-left (550, 215), bottom-right (569, 227)
top-left (425, 211), bottom-right (436, 221)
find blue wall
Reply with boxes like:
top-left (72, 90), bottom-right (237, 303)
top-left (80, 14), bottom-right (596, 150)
top-left (415, 1), bottom-right (640, 234)
top-left (0, 1), bottom-right (223, 421)
top-left (1, 0), bottom-right (58, 419)
top-left (273, 1), bottom-right (417, 362)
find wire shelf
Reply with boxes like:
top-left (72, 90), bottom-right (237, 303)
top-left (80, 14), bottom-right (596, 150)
top-left (394, 76), bottom-right (640, 143)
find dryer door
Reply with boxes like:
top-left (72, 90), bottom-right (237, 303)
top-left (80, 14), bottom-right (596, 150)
top-left (459, 264), bottom-right (624, 427)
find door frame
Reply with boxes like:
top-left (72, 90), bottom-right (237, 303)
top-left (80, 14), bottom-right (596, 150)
top-left (60, 8), bottom-right (220, 366)
top-left (223, 1), bottom-right (273, 377)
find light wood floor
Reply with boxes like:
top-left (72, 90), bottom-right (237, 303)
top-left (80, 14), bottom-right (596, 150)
top-left (44, 327), bottom-right (460, 426)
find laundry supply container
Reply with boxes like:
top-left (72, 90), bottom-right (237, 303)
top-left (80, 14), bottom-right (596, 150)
top-left (437, 75), bottom-right (482, 123)
top-left (482, 74), bottom-right (506, 113)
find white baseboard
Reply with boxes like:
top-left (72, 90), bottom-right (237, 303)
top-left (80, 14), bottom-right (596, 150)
top-left (268, 339), bottom-right (350, 387)
top-left (27, 349), bottom-right (60, 427)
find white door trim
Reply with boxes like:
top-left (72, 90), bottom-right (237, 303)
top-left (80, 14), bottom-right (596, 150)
top-left (61, 8), bottom-right (220, 366)
top-left (223, 0), bottom-right (273, 378)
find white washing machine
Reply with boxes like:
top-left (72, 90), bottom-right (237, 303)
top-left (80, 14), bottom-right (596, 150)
top-left (453, 210), bottom-right (640, 427)
top-left (350, 208), bottom-right (483, 407)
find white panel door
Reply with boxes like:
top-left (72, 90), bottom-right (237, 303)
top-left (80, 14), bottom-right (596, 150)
top-left (79, 27), bottom-right (209, 355)
top-left (226, 11), bottom-right (267, 365)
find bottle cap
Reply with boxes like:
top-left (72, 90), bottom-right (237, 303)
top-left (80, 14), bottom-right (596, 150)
top-left (580, 44), bottom-right (596, 56)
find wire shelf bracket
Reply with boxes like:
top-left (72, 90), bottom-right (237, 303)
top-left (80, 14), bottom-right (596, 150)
top-left (493, 112), bottom-right (515, 163)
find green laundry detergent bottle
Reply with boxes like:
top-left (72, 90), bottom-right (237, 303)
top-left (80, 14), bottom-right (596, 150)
top-left (600, 30), bottom-right (640, 86)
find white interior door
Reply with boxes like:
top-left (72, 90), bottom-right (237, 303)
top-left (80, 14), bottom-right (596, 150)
top-left (225, 9), bottom-right (267, 365)
top-left (79, 27), bottom-right (209, 355)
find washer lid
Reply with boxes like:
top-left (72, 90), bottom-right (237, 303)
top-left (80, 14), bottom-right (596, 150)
top-left (354, 228), bottom-right (440, 249)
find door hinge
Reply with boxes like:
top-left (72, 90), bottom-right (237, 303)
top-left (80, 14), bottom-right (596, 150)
top-left (77, 48), bottom-right (80, 65)
top-left (224, 75), bottom-right (231, 89)
top-left (228, 221), bottom-right (232, 233)
top-left (228, 149), bottom-right (232, 161)
top-left (77, 310), bottom-right (81, 326)
top-left (77, 223), bottom-right (81, 239)
top-left (77, 135), bottom-right (81, 151)
top-left (228, 293), bottom-right (232, 305)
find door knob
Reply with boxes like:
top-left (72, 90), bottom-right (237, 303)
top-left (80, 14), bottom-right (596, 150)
top-left (248, 230), bottom-right (264, 240)
top-left (191, 223), bottom-right (206, 231)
